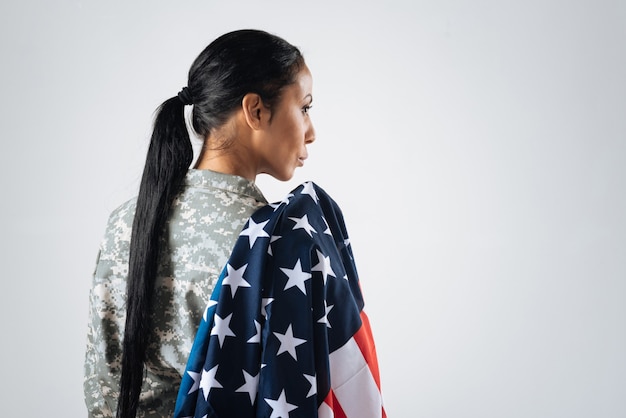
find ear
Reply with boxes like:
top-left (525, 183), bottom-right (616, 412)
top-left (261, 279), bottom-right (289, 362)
top-left (241, 93), bottom-right (270, 130)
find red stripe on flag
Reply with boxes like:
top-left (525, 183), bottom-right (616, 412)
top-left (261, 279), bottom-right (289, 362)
top-left (322, 390), bottom-right (348, 418)
top-left (354, 311), bottom-right (387, 417)
top-left (354, 311), bottom-right (382, 389)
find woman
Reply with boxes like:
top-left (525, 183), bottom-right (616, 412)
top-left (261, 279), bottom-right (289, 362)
top-left (85, 29), bottom-right (314, 417)
top-left (85, 29), bottom-right (384, 418)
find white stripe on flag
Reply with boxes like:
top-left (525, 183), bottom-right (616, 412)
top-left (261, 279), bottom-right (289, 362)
top-left (318, 402), bottom-right (335, 418)
top-left (329, 337), bottom-right (383, 417)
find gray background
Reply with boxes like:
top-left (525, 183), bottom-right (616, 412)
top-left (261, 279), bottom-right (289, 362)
top-left (0, 1), bottom-right (624, 416)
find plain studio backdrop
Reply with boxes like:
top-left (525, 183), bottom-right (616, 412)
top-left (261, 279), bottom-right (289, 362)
top-left (0, 1), bottom-right (624, 417)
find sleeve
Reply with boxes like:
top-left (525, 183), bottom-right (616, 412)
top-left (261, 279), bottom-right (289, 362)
top-left (84, 206), bottom-right (133, 418)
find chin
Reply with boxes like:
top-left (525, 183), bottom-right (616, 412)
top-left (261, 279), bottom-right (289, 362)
top-left (262, 165), bottom-right (297, 182)
top-left (276, 169), bottom-right (296, 182)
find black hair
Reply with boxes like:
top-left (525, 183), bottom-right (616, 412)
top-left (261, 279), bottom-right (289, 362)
top-left (117, 29), bottom-right (304, 418)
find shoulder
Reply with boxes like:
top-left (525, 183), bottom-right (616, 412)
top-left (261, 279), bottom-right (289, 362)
top-left (276, 181), bottom-right (343, 220)
top-left (103, 197), bottom-right (137, 242)
top-left (96, 197), bottom-right (137, 267)
top-left (246, 181), bottom-right (347, 247)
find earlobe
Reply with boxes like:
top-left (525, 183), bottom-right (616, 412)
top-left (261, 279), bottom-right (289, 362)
top-left (241, 93), bottom-right (267, 130)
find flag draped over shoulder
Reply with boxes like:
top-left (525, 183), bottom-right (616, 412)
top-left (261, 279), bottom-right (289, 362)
top-left (174, 182), bottom-right (386, 418)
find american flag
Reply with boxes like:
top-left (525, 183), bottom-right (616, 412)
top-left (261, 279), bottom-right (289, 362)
top-left (174, 181), bottom-right (386, 417)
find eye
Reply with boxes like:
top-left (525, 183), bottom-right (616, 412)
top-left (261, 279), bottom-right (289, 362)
top-left (302, 104), bottom-right (313, 115)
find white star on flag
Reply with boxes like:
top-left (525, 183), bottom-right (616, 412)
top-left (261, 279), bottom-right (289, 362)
top-left (261, 297), bottom-right (274, 318)
top-left (235, 369), bottom-right (259, 405)
top-left (240, 218), bottom-right (270, 248)
top-left (273, 324), bottom-right (307, 360)
top-left (222, 263), bottom-right (250, 298)
top-left (200, 365), bottom-right (222, 401)
top-left (264, 389), bottom-right (298, 418)
top-left (186, 370), bottom-right (201, 394)
top-left (317, 301), bottom-right (333, 328)
top-left (280, 259), bottom-right (312, 294)
top-left (311, 249), bottom-right (336, 284)
top-left (303, 374), bottom-right (317, 398)
top-left (203, 300), bottom-right (218, 321)
top-left (211, 313), bottom-right (236, 347)
top-left (288, 214), bottom-right (316, 237)
top-left (268, 235), bottom-right (281, 256)
top-left (301, 182), bottom-right (319, 203)
top-left (321, 216), bottom-right (332, 235)
top-left (247, 320), bottom-right (261, 343)
top-left (272, 193), bottom-right (294, 211)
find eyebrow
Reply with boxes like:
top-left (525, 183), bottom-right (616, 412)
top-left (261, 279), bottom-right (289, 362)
top-left (303, 93), bottom-right (313, 103)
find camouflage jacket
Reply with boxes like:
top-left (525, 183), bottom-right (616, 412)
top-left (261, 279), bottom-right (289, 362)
top-left (84, 169), bottom-right (267, 418)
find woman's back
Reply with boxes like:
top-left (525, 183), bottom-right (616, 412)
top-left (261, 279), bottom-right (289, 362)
top-left (85, 169), bottom-right (266, 417)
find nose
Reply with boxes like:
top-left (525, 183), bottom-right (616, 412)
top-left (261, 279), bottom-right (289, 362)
top-left (305, 119), bottom-right (316, 144)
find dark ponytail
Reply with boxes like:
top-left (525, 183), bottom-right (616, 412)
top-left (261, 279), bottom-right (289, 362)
top-left (116, 29), bottom-right (304, 418)
top-left (117, 97), bottom-right (192, 418)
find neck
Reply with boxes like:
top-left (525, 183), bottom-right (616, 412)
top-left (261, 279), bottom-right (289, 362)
top-left (194, 146), bottom-right (257, 181)
top-left (194, 111), bottom-right (260, 181)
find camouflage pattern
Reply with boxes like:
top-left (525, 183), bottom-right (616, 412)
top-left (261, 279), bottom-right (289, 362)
top-left (84, 169), bottom-right (267, 418)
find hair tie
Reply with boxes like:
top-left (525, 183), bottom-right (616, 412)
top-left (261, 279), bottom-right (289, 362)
top-left (177, 87), bottom-right (193, 105)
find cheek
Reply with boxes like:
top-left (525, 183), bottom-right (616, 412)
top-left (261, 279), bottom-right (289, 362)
top-left (289, 115), bottom-right (308, 140)
top-left (280, 118), bottom-right (303, 144)
top-left (273, 111), bottom-right (306, 150)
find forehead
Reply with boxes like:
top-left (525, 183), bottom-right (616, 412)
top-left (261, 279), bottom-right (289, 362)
top-left (285, 65), bottom-right (313, 99)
